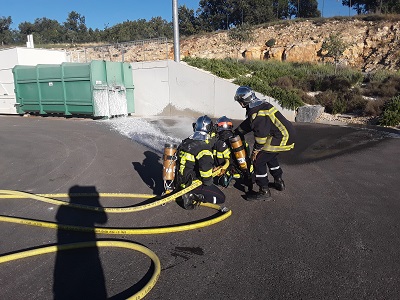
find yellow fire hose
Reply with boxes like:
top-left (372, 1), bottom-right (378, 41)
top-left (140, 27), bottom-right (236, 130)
top-left (0, 240), bottom-right (160, 300)
top-left (0, 165), bottom-right (231, 299)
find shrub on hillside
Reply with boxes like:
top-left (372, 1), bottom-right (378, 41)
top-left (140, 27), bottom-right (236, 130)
top-left (315, 89), bottom-right (367, 114)
top-left (268, 86), bottom-right (304, 110)
top-left (182, 57), bottom-right (397, 117)
top-left (293, 77), bottom-right (313, 92)
top-left (319, 76), bottom-right (352, 92)
top-left (332, 99), bottom-right (347, 114)
top-left (362, 14), bottom-right (387, 21)
top-left (271, 76), bottom-right (294, 89)
top-left (233, 76), bottom-right (272, 96)
top-left (306, 71), bottom-right (362, 92)
top-left (379, 95), bottom-right (400, 127)
top-left (182, 57), bottom-right (248, 79)
top-left (342, 89), bottom-right (368, 113)
top-left (233, 77), bottom-right (303, 110)
top-left (315, 90), bottom-right (337, 113)
top-left (366, 69), bottom-right (394, 83)
top-left (364, 99), bottom-right (385, 116)
top-left (363, 74), bottom-right (400, 99)
top-left (300, 92), bottom-right (319, 105)
top-left (265, 39), bottom-right (276, 48)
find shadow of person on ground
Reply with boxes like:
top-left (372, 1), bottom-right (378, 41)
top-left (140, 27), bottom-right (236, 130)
top-left (132, 150), bottom-right (164, 196)
top-left (53, 185), bottom-right (108, 300)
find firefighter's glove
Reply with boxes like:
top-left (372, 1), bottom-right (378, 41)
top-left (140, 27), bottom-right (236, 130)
top-left (219, 166), bottom-right (227, 175)
top-left (220, 159), bottom-right (229, 175)
top-left (213, 166), bottom-right (222, 176)
top-left (213, 163), bottom-right (229, 176)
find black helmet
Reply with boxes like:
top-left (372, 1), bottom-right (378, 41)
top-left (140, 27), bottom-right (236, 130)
top-left (192, 115), bottom-right (213, 133)
top-left (234, 86), bottom-right (255, 107)
top-left (216, 116), bottom-right (233, 132)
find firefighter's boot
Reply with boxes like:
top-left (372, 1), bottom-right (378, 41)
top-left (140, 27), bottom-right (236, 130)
top-left (246, 186), bottom-right (271, 201)
top-left (274, 177), bottom-right (285, 191)
top-left (182, 193), bottom-right (195, 210)
top-left (182, 193), bottom-right (204, 210)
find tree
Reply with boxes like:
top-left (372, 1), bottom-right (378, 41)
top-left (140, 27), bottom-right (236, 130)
top-left (148, 17), bottom-right (173, 38)
top-left (34, 18), bottom-right (64, 44)
top-left (242, 0), bottom-right (275, 24)
top-left (17, 21), bottom-right (35, 43)
top-left (288, 0), bottom-right (320, 18)
top-left (320, 33), bottom-right (348, 74)
top-left (88, 28), bottom-right (102, 43)
top-left (0, 16), bottom-right (13, 45)
top-left (198, 0), bottom-right (236, 31)
top-left (63, 11), bottom-right (88, 43)
top-left (198, 0), bottom-right (278, 31)
top-left (273, 0), bottom-right (290, 19)
top-left (17, 18), bottom-right (64, 44)
top-left (227, 23), bottom-right (254, 61)
top-left (102, 17), bottom-right (173, 44)
top-left (18, 21), bottom-right (35, 35)
top-left (179, 5), bottom-right (199, 36)
top-left (341, 0), bottom-right (400, 14)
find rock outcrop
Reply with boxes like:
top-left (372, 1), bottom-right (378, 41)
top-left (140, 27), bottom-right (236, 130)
top-left (68, 18), bottom-right (400, 72)
top-left (178, 18), bottom-right (400, 72)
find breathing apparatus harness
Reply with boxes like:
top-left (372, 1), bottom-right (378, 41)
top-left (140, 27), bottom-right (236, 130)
top-left (211, 132), bottom-right (254, 188)
top-left (162, 143), bottom-right (178, 193)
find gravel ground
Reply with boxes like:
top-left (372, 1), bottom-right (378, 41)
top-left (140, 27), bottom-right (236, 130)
top-left (316, 112), bottom-right (378, 126)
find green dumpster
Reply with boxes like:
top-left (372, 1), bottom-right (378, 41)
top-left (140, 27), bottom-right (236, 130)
top-left (13, 60), bottom-right (134, 117)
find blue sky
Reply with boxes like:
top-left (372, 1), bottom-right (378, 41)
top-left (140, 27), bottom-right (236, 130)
top-left (3, 0), bottom-right (355, 30)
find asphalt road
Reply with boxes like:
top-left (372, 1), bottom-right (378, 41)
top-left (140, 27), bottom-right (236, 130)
top-left (0, 114), bottom-right (399, 300)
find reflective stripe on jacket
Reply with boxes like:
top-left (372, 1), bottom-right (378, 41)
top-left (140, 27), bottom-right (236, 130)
top-left (236, 102), bottom-right (295, 152)
top-left (176, 137), bottom-right (214, 187)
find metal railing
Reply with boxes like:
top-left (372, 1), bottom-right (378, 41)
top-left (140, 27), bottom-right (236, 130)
top-left (66, 37), bottom-right (170, 63)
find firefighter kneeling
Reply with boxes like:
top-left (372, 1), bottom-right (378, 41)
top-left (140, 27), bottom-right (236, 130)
top-left (171, 115), bottom-right (226, 210)
top-left (213, 116), bottom-right (254, 192)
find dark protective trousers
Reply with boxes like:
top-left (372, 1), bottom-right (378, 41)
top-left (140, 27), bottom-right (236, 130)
top-left (192, 184), bottom-right (225, 204)
top-left (253, 151), bottom-right (283, 188)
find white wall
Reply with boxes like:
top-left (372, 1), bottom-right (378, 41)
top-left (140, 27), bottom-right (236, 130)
top-left (132, 60), bottom-right (296, 121)
top-left (16, 48), bottom-right (67, 65)
top-left (131, 60), bottom-right (170, 116)
top-left (0, 48), bottom-right (19, 98)
top-left (0, 47), bottom-right (67, 114)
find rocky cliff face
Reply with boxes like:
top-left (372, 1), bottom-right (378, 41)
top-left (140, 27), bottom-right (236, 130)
top-left (179, 18), bottom-right (400, 72)
top-left (69, 18), bottom-right (400, 72)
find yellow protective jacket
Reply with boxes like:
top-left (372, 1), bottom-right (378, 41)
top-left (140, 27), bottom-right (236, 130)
top-left (176, 136), bottom-right (214, 187)
top-left (235, 102), bottom-right (295, 152)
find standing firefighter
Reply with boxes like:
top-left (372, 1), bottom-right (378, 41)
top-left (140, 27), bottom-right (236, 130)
top-left (233, 86), bottom-right (295, 200)
top-left (175, 115), bottom-right (225, 210)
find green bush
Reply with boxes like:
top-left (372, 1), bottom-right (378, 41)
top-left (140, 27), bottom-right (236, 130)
top-left (182, 57), bottom-right (397, 117)
top-left (233, 76), bottom-right (272, 96)
top-left (182, 57), bottom-right (248, 79)
top-left (299, 91), bottom-right (319, 105)
top-left (363, 73), bottom-right (400, 99)
top-left (364, 99), bottom-right (385, 116)
top-left (332, 99), bottom-right (347, 114)
top-left (367, 69), bottom-right (394, 83)
top-left (314, 89), bottom-right (367, 114)
top-left (342, 89), bottom-right (368, 113)
top-left (314, 90), bottom-right (338, 113)
top-left (265, 39), bottom-right (276, 47)
top-left (379, 96), bottom-right (400, 127)
top-left (233, 76), bottom-right (303, 110)
top-left (269, 86), bottom-right (304, 110)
